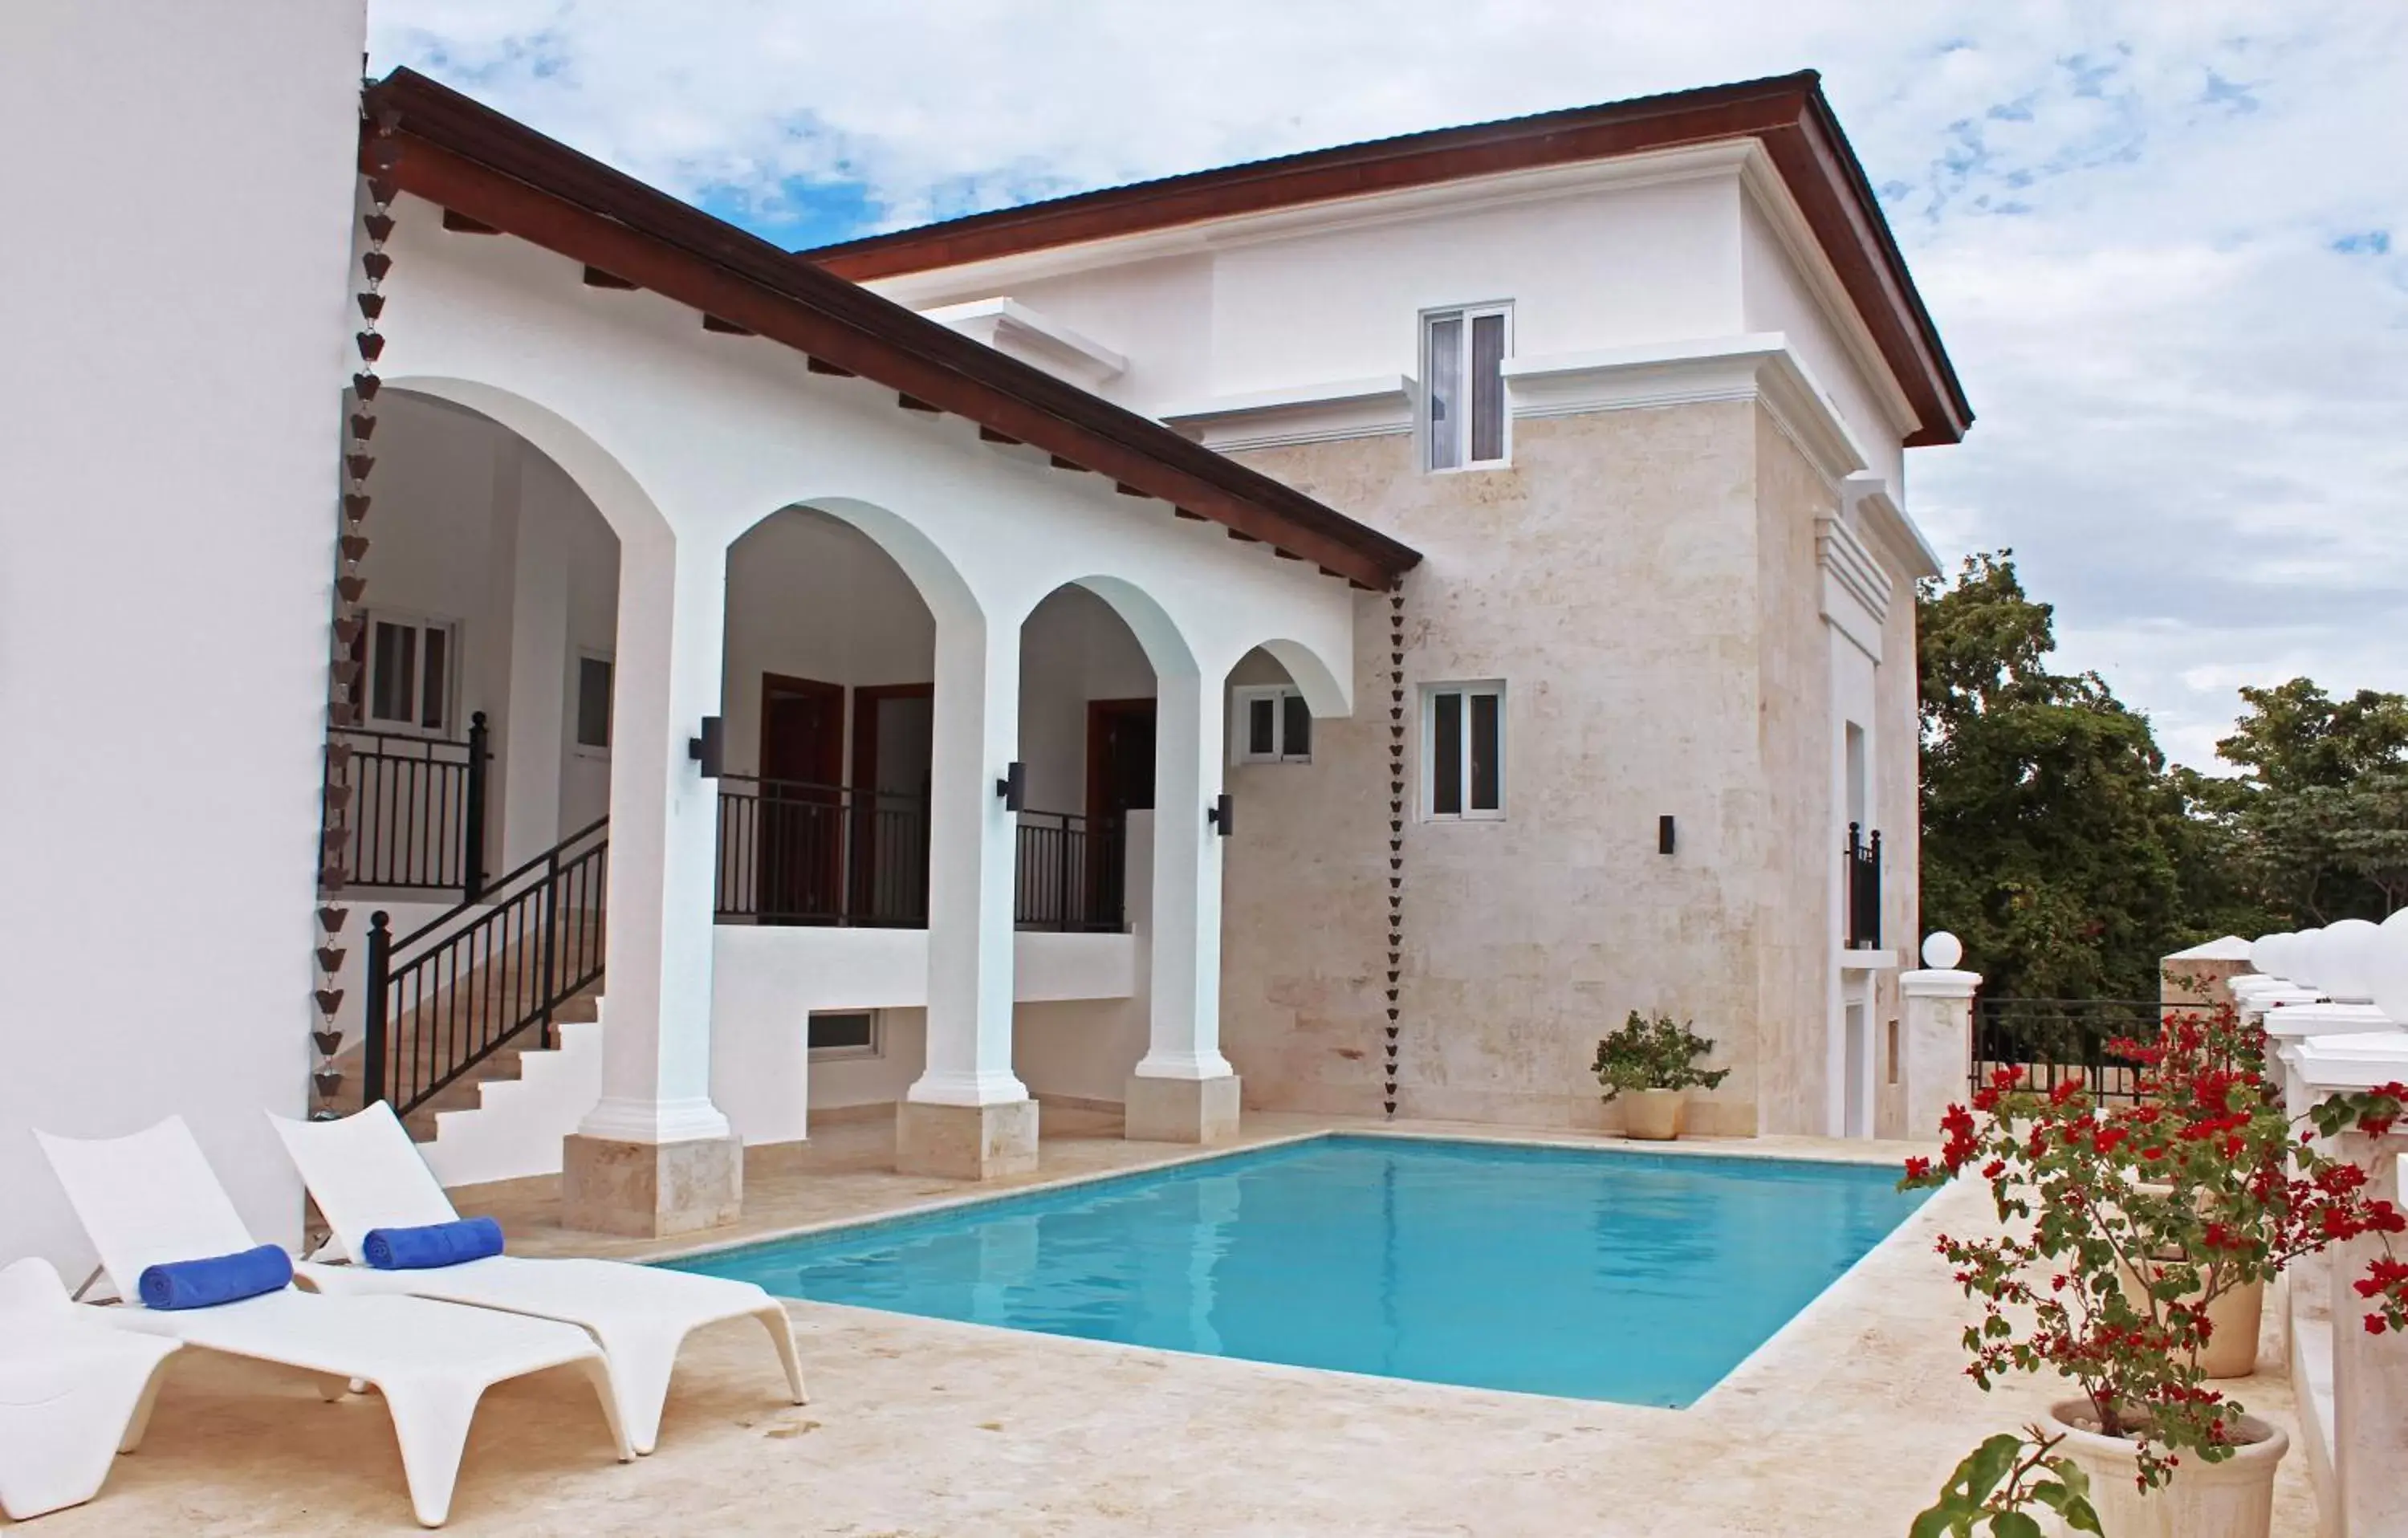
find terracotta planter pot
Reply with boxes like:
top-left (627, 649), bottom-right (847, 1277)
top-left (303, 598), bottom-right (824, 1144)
top-left (1621, 1088), bottom-right (1682, 1141)
top-left (2045, 1400), bottom-right (2285, 1538)
top-left (2115, 1259), bottom-right (2267, 1379)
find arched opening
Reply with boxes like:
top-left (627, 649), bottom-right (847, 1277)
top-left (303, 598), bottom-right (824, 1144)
top-left (324, 385), bottom-right (625, 1129)
top-left (1011, 581), bottom-right (1169, 934)
top-left (714, 506), bottom-right (941, 928)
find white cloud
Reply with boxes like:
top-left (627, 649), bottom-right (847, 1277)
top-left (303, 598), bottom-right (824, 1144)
top-left (368, 0), bottom-right (2408, 771)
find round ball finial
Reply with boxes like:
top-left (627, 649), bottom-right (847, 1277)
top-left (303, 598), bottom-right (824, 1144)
top-left (2324, 917), bottom-right (2384, 1003)
top-left (2366, 912), bottom-right (2408, 1024)
top-left (2249, 932), bottom-right (2285, 978)
top-left (1922, 931), bottom-right (1964, 970)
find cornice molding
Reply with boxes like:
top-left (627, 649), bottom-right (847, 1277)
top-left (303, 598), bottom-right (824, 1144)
top-left (921, 296), bottom-right (1126, 386)
top-left (1816, 511), bottom-right (1891, 661)
top-left (1158, 376), bottom-right (1417, 454)
top-left (862, 142), bottom-right (1759, 307)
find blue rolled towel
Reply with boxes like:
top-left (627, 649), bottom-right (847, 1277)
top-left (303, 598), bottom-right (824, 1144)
top-left (362, 1215), bottom-right (505, 1270)
top-left (137, 1243), bottom-right (293, 1310)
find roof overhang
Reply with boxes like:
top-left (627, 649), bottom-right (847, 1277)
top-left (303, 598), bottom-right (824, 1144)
top-left (806, 71), bottom-right (1971, 449)
top-left (361, 70), bottom-right (1422, 591)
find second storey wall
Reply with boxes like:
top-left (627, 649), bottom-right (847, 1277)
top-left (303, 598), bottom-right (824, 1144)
top-left (1217, 399), bottom-right (1776, 1133)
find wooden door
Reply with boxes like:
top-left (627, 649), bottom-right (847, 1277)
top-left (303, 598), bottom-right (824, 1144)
top-left (759, 674), bottom-right (844, 922)
top-left (1084, 698), bottom-right (1156, 929)
top-left (849, 682), bottom-right (934, 922)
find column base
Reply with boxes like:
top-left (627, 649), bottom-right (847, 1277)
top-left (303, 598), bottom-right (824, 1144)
top-left (560, 1133), bottom-right (742, 1238)
top-left (896, 1098), bottom-right (1039, 1181)
top-left (1125, 1073), bottom-right (1242, 1145)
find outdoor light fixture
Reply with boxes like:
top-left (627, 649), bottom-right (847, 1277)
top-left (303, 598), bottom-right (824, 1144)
top-left (689, 715), bottom-right (723, 779)
top-left (995, 760), bottom-right (1025, 811)
top-left (1208, 791), bottom-right (1234, 836)
top-left (1658, 815), bottom-right (1676, 855)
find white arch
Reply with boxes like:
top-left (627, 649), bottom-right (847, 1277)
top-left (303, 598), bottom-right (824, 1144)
top-left (1248, 637), bottom-right (1349, 717)
top-left (383, 376), bottom-right (672, 557)
top-left (1024, 573), bottom-right (1202, 682)
top-left (767, 496), bottom-right (985, 633)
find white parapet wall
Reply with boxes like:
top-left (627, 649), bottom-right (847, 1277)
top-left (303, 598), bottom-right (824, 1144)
top-left (421, 926), bottom-right (1141, 1186)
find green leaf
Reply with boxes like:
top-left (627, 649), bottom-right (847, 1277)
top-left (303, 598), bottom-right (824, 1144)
top-left (1961, 1434), bottom-right (2024, 1504)
top-left (1988, 1514), bottom-right (2043, 1538)
top-left (1909, 1505), bottom-right (1966, 1538)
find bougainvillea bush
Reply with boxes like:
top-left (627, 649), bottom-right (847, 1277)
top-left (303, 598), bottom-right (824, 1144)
top-left (1900, 1002), bottom-right (2408, 1536)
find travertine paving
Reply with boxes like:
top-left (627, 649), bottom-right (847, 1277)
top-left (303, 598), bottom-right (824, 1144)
top-left (33, 1113), bottom-right (2320, 1536)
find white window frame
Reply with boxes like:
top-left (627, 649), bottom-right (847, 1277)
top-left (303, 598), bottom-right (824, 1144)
top-left (806, 1009), bottom-right (883, 1061)
top-left (1230, 685), bottom-right (1312, 765)
top-left (361, 608), bottom-right (461, 738)
top-left (1420, 302), bottom-right (1513, 473)
top-left (1420, 681), bottom-right (1507, 821)
top-left (573, 649), bottom-right (614, 759)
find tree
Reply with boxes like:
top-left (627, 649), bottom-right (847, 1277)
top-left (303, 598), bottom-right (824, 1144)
top-left (2208, 680), bottom-right (2408, 923)
top-left (1918, 553), bottom-right (2261, 998)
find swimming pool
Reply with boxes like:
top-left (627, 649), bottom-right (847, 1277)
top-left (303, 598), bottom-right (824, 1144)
top-left (665, 1135), bottom-right (1930, 1407)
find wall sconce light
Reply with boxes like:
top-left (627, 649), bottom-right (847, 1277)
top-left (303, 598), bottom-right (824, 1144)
top-left (689, 716), bottom-right (723, 779)
top-left (1658, 814), bottom-right (1676, 855)
top-left (1207, 791), bottom-right (1234, 836)
top-left (995, 760), bottom-right (1025, 811)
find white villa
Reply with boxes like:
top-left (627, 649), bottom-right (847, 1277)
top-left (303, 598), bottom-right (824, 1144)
top-left (18, 8), bottom-right (2406, 1538)
top-left (3, 6), bottom-right (1966, 1256)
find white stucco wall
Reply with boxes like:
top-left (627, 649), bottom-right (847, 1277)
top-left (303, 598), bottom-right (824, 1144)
top-left (0, 0), bottom-right (367, 1270)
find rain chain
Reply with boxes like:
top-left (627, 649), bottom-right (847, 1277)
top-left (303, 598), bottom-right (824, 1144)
top-left (1384, 586), bottom-right (1405, 1117)
top-left (311, 100), bottom-right (402, 1119)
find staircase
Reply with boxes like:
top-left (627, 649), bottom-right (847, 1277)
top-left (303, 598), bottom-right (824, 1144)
top-left (356, 818), bottom-right (608, 1154)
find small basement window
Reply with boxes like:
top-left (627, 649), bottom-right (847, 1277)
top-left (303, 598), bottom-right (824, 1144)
top-left (1423, 682), bottom-right (1504, 820)
top-left (807, 1010), bottom-right (881, 1060)
top-left (1423, 303), bottom-right (1511, 471)
top-left (1234, 686), bottom-right (1312, 764)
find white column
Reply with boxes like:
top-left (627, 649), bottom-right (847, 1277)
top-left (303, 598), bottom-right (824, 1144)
top-left (562, 528), bottom-right (738, 1234)
top-left (1127, 669), bottom-right (1240, 1142)
top-left (2328, 1124), bottom-right (2408, 1536)
top-left (1898, 932), bottom-right (1979, 1141)
top-left (494, 447), bottom-right (569, 867)
top-left (898, 614), bottom-right (1034, 1177)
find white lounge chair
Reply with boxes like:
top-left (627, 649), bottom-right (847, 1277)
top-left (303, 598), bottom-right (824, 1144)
top-left (0, 1256), bottom-right (181, 1520)
top-left (270, 1102), bottom-right (805, 1455)
top-left (35, 1117), bottom-right (632, 1528)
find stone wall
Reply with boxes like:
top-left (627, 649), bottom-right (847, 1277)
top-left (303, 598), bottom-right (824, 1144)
top-left (1220, 401), bottom-right (1789, 1133)
top-left (1752, 410), bottom-right (1841, 1135)
top-left (1213, 398), bottom-right (1925, 1137)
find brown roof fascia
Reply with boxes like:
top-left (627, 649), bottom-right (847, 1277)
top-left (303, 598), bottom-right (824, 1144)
top-left (361, 70), bottom-right (1420, 589)
top-left (808, 71), bottom-right (1971, 446)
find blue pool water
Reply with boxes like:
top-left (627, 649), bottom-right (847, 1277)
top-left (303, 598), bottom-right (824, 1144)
top-left (666, 1135), bottom-right (1929, 1407)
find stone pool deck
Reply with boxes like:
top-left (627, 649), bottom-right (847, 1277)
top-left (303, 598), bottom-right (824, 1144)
top-left (31, 1110), bottom-right (2321, 1536)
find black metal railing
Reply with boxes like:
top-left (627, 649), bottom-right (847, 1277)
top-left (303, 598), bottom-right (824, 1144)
top-left (714, 775), bottom-right (929, 926)
top-left (1015, 810), bottom-right (1126, 933)
top-left (362, 816), bottom-right (607, 1117)
top-left (1969, 998), bottom-right (2213, 1109)
top-left (326, 714), bottom-right (490, 895)
top-left (1845, 823), bottom-right (1882, 950)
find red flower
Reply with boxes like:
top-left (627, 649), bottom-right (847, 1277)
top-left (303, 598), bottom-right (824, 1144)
top-left (1904, 1156), bottom-right (1933, 1181)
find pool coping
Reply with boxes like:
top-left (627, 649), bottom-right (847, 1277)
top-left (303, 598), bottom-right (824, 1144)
top-left (645, 1124), bottom-right (1926, 1269)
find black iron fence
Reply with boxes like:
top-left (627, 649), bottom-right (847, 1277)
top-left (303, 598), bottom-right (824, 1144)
top-left (714, 775), bottom-right (929, 926)
top-left (1015, 810), bottom-right (1126, 933)
top-left (1969, 997), bottom-right (2214, 1109)
top-left (363, 816), bottom-right (606, 1117)
top-left (1845, 824), bottom-right (1882, 950)
top-left (325, 715), bottom-right (489, 895)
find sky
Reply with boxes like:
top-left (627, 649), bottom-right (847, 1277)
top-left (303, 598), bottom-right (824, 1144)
top-left (367, 2), bottom-right (2408, 773)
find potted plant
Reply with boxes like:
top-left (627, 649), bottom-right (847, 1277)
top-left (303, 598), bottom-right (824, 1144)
top-left (1902, 1003), bottom-right (2408, 1538)
top-left (1592, 1011), bottom-right (1728, 1141)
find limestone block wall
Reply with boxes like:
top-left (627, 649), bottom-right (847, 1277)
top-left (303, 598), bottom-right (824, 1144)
top-left (1219, 402), bottom-right (1783, 1134)
top-left (1751, 410), bottom-right (1841, 1135)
